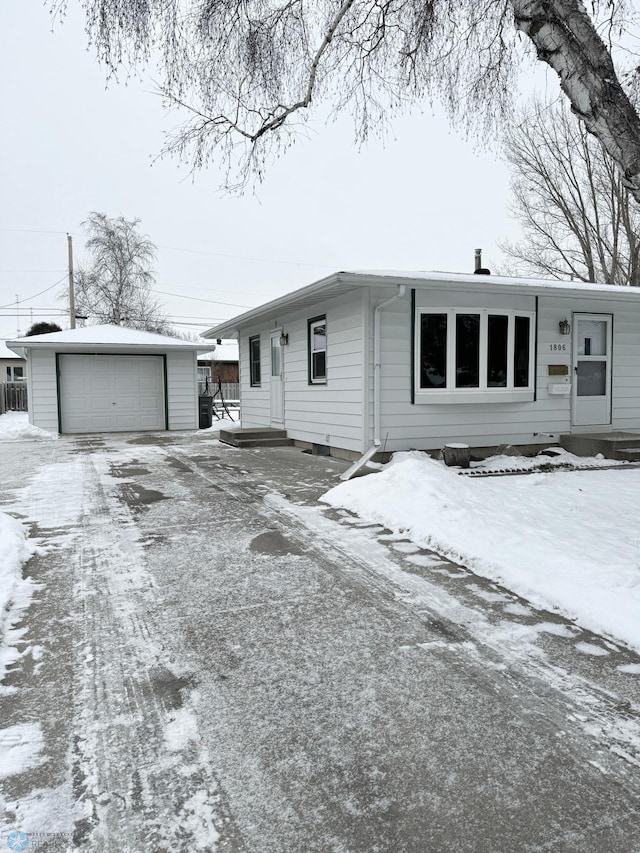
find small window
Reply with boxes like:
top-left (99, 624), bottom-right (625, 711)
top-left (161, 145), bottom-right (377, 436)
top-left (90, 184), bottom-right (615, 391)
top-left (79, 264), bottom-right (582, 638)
top-left (197, 365), bottom-right (211, 382)
top-left (308, 316), bottom-right (327, 384)
top-left (271, 335), bottom-right (282, 377)
top-left (7, 365), bottom-right (24, 381)
top-left (249, 336), bottom-right (261, 386)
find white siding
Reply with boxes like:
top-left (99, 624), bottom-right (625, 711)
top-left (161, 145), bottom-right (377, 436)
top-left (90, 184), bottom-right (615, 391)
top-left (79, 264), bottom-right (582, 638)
top-left (166, 351), bottom-right (198, 430)
top-left (239, 331), bottom-right (270, 427)
top-left (239, 291), bottom-right (367, 451)
top-left (28, 350), bottom-right (59, 433)
top-left (27, 349), bottom-right (198, 435)
top-left (374, 288), bottom-right (640, 452)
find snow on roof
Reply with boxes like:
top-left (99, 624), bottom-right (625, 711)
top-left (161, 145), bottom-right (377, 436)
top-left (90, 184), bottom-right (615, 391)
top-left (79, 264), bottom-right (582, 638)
top-left (6, 324), bottom-right (203, 352)
top-left (205, 269), bottom-right (640, 339)
top-left (0, 341), bottom-right (23, 360)
top-left (198, 341), bottom-right (239, 361)
top-left (346, 269), bottom-right (640, 295)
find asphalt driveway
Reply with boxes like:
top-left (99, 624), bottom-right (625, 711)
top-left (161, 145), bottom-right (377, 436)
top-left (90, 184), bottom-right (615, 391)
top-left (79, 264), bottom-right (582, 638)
top-left (2, 430), bottom-right (640, 852)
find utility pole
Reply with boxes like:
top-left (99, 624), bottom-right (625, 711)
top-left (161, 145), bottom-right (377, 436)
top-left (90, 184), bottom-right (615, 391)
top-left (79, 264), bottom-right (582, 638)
top-left (67, 233), bottom-right (76, 329)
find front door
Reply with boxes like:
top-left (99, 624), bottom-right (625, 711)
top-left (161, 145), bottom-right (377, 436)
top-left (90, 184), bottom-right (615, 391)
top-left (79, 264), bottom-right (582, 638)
top-left (571, 314), bottom-right (612, 428)
top-left (270, 332), bottom-right (284, 426)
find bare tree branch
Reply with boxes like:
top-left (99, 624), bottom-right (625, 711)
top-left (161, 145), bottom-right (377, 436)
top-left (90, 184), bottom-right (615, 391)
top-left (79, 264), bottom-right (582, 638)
top-left (501, 100), bottom-right (640, 284)
top-left (55, 0), bottom-right (640, 197)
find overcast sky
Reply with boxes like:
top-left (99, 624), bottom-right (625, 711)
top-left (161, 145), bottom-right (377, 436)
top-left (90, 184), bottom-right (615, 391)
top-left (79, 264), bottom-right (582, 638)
top-left (1, 1), bottom-right (535, 341)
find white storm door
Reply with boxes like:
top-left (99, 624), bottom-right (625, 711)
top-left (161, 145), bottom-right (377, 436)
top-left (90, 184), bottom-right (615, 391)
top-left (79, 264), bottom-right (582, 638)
top-left (270, 332), bottom-right (284, 426)
top-left (59, 354), bottom-right (165, 433)
top-left (571, 314), bottom-right (612, 427)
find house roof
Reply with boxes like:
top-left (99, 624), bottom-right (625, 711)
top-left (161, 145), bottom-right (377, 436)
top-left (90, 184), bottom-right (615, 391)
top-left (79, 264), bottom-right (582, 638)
top-left (6, 324), bottom-right (207, 356)
top-left (203, 270), bottom-right (640, 339)
top-left (198, 341), bottom-right (239, 362)
top-left (0, 341), bottom-right (24, 360)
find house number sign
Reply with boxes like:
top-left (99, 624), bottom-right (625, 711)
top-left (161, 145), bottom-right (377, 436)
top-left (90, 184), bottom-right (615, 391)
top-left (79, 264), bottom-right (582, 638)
top-left (549, 343), bottom-right (567, 351)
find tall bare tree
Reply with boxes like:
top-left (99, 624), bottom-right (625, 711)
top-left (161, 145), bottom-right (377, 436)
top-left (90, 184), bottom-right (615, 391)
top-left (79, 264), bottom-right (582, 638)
top-left (501, 101), bottom-right (640, 285)
top-left (71, 212), bottom-right (169, 332)
top-left (56, 0), bottom-right (640, 198)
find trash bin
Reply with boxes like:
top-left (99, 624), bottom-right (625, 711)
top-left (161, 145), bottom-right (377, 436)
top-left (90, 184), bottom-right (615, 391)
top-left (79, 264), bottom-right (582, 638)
top-left (199, 395), bottom-right (214, 429)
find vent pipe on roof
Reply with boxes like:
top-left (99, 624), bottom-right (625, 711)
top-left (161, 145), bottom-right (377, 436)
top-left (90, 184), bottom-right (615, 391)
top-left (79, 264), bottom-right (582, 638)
top-left (474, 248), bottom-right (491, 275)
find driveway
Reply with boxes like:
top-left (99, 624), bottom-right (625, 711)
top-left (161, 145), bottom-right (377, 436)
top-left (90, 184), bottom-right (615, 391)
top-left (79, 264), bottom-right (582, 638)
top-left (2, 431), bottom-right (640, 852)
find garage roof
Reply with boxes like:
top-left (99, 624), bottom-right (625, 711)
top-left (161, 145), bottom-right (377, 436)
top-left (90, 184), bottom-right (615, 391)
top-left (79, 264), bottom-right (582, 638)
top-left (0, 341), bottom-right (24, 360)
top-left (6, 324), bottom-right (207, 357)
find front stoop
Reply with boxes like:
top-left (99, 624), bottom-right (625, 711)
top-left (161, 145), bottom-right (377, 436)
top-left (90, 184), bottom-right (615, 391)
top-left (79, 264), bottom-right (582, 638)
top-left (560, 432), bottom-right (640, 461)
top-left (218, 427), bottom-right (293, 449)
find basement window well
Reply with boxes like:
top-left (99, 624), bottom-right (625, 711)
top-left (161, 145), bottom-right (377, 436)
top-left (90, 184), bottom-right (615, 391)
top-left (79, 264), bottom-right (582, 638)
top-left (415, 308), bottom-right (535, 403)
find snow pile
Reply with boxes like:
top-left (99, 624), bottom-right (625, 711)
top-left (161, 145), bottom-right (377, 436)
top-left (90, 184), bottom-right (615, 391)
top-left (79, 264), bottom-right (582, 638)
top-left (0, 511), bottom-right (36, 684)
top-left (470, 446), bottom-right (621, 474)
top-left (322, 451), bottom-right (640, 651)
top-left (0, 412), bottom-right (56, 442)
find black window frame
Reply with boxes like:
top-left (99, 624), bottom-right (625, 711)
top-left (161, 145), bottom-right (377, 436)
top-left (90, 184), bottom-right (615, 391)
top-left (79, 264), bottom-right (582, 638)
top-left (308, 315), bottom-right (327, 385)
top-left (249, 335), bottom-right (262, 387)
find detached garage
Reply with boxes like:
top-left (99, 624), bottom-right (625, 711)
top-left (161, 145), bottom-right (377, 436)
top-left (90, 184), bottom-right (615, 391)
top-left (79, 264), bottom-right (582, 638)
top-left (6, 325), bottom-right (204, 435)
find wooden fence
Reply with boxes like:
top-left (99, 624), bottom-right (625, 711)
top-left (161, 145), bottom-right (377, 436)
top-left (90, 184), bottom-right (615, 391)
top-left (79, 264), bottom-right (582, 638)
top-left (198, 381), bottom-right (239, 404)
top-left (0, 382), bottom-right (28, 414)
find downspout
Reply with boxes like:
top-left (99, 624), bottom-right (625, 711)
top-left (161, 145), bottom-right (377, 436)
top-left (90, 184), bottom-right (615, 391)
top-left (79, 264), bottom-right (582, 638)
top-left (340, 285), bottom-right (406, 481)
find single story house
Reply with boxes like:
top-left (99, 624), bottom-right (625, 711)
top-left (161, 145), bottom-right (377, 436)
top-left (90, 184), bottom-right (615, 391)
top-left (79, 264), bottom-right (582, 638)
top-left (6, 325), bottom-right (204, 435)
top-left (203, 269), bottom-right (640, 460)
top-left (0, 340), bottom-right (27, 382)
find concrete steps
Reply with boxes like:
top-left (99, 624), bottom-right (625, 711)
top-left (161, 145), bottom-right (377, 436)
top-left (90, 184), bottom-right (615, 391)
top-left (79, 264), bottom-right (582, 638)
top-left (559, 432), bottom-right (640, 460)
top-left (218, 427), bottom-right (293, 449)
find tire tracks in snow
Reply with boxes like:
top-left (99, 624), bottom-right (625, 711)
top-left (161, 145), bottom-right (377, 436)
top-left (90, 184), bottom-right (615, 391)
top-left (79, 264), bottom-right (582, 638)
top-left (71, 454), bottom-right (239, 852)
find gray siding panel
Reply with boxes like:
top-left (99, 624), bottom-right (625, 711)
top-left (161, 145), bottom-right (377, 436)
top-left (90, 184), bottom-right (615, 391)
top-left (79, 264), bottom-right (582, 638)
top-left (28, 350), bottom-right (59, 432)
top-left (238, 291), bottom-right (366, 451)
top-left (166, 351), bottom-right (198, 430)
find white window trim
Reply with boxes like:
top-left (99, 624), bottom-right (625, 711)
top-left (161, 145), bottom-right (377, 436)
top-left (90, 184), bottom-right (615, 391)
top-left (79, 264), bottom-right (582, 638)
top-left (6, 365), bottom-right (25, 381)
top-left (415, 307), bottom-right (535, 404)
top-left (197, 365), bottom-right (211, 381)
top-left (309, 316), bottom-right (327, 384)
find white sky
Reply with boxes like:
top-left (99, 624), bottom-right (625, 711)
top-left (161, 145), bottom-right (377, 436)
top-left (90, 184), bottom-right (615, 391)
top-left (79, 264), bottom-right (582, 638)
top-left (0, 1), bottom-right (537, 340)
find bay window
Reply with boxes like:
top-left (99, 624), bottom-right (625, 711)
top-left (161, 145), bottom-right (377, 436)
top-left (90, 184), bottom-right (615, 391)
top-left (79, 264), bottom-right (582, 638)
top-left (416, 308), bottom-right (535, 402)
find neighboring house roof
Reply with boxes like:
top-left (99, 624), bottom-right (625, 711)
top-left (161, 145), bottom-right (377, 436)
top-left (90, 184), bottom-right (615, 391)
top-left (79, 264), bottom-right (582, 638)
top-left (198, 341), bottom-right (239, 362)
top-left (0, 341), bottom-right (24, 360)
top-left (203, 269), bottom-right (640, 339)
top-left (6, 324), bottom-right (206, 356)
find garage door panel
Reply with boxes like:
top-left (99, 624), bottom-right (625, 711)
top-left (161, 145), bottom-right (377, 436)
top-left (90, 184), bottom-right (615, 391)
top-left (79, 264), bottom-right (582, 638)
top-left (59, 355), bottom-right (165, 434)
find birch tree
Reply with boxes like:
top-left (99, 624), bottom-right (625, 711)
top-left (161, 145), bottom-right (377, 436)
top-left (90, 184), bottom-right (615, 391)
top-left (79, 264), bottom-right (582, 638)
top-left (58, 0), bottom-right (640, 198)
top-left (72, 213), bottom-right (169, 333)
top-left (502, 101), bottom-right (640, 285)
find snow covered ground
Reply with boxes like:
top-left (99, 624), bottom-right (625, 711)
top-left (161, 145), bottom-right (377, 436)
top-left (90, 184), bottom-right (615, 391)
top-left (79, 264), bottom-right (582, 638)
top-left (2, 424), bottom-right (640, 850)
top-left (2, 407), bottom-right (638, 663)
top-left (323, 450), bottom-right (640, 652)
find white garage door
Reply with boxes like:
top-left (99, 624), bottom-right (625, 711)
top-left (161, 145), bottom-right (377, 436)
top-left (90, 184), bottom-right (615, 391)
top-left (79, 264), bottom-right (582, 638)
top-left (59, 354), bottom-right (165, 434)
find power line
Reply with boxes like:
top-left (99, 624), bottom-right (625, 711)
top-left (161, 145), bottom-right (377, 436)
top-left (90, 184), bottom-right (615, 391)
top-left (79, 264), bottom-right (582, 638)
top-left (0, 276), bottom-right (68, 309)
top-left (154, 289), bottom-right (253, 309)
top-left (0, 227), bottom-right (70, 236)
